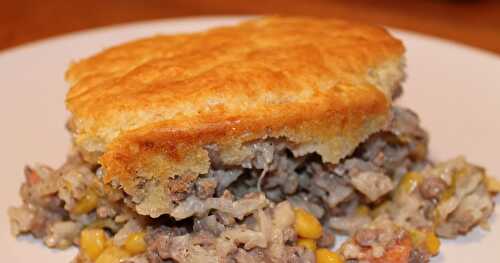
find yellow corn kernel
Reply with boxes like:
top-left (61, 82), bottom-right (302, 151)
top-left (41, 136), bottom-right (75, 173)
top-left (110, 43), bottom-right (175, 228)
top-left (408, 229), bottom-right (426, 246)
top-left (397, 172), bottom-right (423, 194)
top-left (479, 220), bottom-right (491, 231)
top-left (80, 228), bottom-right (107, 260)
top-left (316, 248), bottom-right (344, 263)
top-left (440, 171), bottom-right (463, 202)
top-left (95, 246), bottom-right (130, 263)
top-left (105, 238), bottom-right (114, 248)
top-left (425, 232), bottom-right (440, 255)
top-left (371, 201), bottom-right (390, 218)
top-left (294, 208), bottom-right (323, 239)
top-left (73, 190), bottom-right (99, 215)
top-left (432, 209), bottom-right (442, 226)
top-left (439, 187), bottom-right (455, 202)
top-left (124, 232), bottom-right (147, 255)
top-left (485, 175), bottom-right (500, 193)
top-left (297, 238), bottom-right (317, 251)
top-left (355, 205), bottom-right (370, 216)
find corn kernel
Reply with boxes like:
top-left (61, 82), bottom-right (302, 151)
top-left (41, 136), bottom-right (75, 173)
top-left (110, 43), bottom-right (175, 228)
top-left (297, 238), bottom-right (317, 251)
top-left (95, 246), bottom-right (130, 263)
top-left (316, 248), bottom-right (344, 263)
top-left (398, 172), bottom-right (423, 194)
top-left (80, 228), bottom-right (107, 260)
top-left (408, 229), bottom-right (426, 246)
top-left (433, 209), bottom-right (442, 226)
top-left (440, 187), bottom-right (455, 202)
top-left (73, 190), bottom-right (99, 215)
top-left (485, 175), bottom-right (500, 193)
top-left (355, 205), bottom-right (370, 216)
top-left (425, 232), bottom-right (440, 255)
top-left (294, 208), bottom-right (323, 239)
top-left (479, 220), bottom-right (491, 231)
top-left (439, 171), bottom-right (465, 202)
top-left (124, 232), bottom-right (147, 255)
top-left (371, 201), bottom-right (390, 218)
top-left (105, 238), bottom-right (114, 248)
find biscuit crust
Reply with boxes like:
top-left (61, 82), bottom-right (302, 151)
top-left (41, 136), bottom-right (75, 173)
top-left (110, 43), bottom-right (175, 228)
top-left (65, 17), bottom-right (404, 210)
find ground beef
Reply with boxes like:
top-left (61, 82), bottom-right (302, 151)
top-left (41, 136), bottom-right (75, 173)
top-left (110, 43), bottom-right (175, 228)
top-left (194, 177), bottom-right (217, 199)
top-left (419, 177), bottom-right (447, 200)
top-left (340, 216), bottom-right (417, 262)
top-left (354, 228), bottom-right (379, 247)
top-left (387, 156), bottom-right (496, 238)
top-left (408, 249), bottom-right (430, 263)
top-left (8, 106), bottom-right (498, 263)
top-left (317, 228), bottom-right (336, 248)
top-left (145, 201), bottom-right (309, 263)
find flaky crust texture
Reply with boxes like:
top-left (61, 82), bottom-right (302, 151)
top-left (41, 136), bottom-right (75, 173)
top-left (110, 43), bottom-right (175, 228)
top-left (65, 17), bottom-right (404, 197)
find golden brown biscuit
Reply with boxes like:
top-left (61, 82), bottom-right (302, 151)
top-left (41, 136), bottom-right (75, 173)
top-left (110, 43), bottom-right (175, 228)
top-left (65, 16), bottom-right (404, 217)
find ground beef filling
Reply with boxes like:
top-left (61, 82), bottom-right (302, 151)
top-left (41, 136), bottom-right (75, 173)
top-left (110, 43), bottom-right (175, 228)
top-left (135, 107), bottom-right (430, 224)
top-left (8, 107), bottom-right (498, 263)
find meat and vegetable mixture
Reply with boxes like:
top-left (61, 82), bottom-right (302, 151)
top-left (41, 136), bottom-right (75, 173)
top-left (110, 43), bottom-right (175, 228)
top-left (9, 107), bottom-right (499, 263)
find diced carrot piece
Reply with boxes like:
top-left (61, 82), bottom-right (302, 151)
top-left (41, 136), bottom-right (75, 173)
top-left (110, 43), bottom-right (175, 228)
top-left (25, 169), bottom-right (40, 185)
top-left (371, 236), bottom-right (412, 263)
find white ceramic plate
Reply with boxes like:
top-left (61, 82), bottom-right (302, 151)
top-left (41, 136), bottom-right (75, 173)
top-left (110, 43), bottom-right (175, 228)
top-left (0, 16), bottom-right (498, 263)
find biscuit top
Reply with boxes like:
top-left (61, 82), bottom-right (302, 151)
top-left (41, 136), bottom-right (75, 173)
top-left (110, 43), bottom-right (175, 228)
top-left (65, 17), bottom-right (404, 193)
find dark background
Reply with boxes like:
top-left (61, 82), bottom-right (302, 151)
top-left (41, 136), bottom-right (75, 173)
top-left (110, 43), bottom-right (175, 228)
top-left (2, 0), bottom-right (500, 53)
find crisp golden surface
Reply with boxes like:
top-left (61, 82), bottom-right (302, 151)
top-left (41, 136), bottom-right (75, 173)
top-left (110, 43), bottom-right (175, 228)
top-left (65, 17), bottom-right (404, 215)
